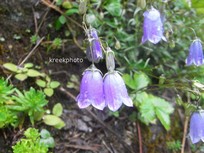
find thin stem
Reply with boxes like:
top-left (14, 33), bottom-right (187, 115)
top-left (181, 116), bottom-right (189, 153)
top-left (189, 28), bottom-right (197, 38)
top-left (137, 122), bottom-right (143, 153)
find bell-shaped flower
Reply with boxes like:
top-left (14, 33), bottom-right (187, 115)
top-left (189, 111), bottom-right (204, 144)
top-left (103, 71), bottom-right (133, 112)
top-left (76, 65), bottom-right (106, 110)
top-left (86, 28), bottom-right (103, 63)
top-left (142, 7), bottom-right (166, 44)
top-left (186, 39), bottom-right (204, 66)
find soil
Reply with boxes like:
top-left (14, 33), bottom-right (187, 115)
top-left (0, 1), bottom-right (185, 153)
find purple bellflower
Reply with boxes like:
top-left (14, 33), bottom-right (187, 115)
top-left (186, 39), bottom-right (204, 66)
top-left (86, 28), bottom-right (103, 63)
top-left (189, 111), bottom-right (204, 144)
top-left (76, 65), bottom-right (106, 110)
top-left (103, 48), bottom-right (133, 111)
top-left (104, 71), bottom-right (133, 112)
top-left (142, 7), bottom-right (166, 44)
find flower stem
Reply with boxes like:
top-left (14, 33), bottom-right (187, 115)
top-left (181, 116), bottom-right (189, 153)
top-left (137, 122), bottom-right (143, 153)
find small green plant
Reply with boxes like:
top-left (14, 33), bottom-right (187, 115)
top-left (43, 103), bottom-right (65, 129)
top-left (3, 63), bottom-right (43, 81)
top-left (36, 76), bottom-right (60, 97)
top-left (12, 128), bottom-right (50, 153)
top-left (0, 78), bottom-right (14, 104)
top-left (166, 140), bottom-right (181, 152)
top-left (8, 88), bottom-right (48, 125)
top-left (30, 34), bottom-right (40, 45)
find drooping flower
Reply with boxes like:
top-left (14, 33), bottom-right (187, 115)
top-left (76, 65), bottom-right (106, 110)
top-left (189, 111), bottom-right (204, 144)
top-left (142, 7), bottom-right (166, 44)
top-left (103, 71), bottom-right (133, 111)
top-left (186, 39), bottom-right (204, 66)
top-left (86, 28), bottom-right (103, 63)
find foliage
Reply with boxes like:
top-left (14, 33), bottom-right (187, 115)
top-left (0, 78), bottom-right (14, 104)
top-left (3, 62), bottom-right (60, 97)
top-left (8, 88), bottom-right (48, 125)
top-left (43, 103), bottom-right (65, 129)
top-left (12, 128), bottom-right (50, 153)
top-left (0, 78), bottom-right (65, 129)
top-left (166, 140), bottom-right (181, 152)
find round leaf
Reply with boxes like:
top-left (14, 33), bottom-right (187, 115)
top-left (50, 81), bottom-right (60, 89)
top-left (36, 79), bottom-right (46, 88)
top-left (15, 74), bottom-right (28, 81)
top-left (44, 88), bottom-right (54, 97)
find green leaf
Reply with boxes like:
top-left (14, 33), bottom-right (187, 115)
top-left (3, 63), bottom-right (18, 72)
top-left (44, 88), bottom-right (54, 97)
top-left (135, 92), bottom-right (174, 130)
top-left (104, 0), bottom-right (122, 16)
top-left (24, 63), bottom-right (33, 68)
top-left (62, 1), bottom-right (72, 9)
top-left (50, 81), bottom-right (60, 89)
top-left (155, 109), bottom-right (171, 131)
top-left (86, 13), bottom-right (101, 27)
top-left (36, 79), bottom-right (46, 88)
top-left (192, 0), bottom-right (204, 8)
top-left (40, 129), bottom-right (51, 139)
top-left (59, 15), bottom-right (67, 24)
top-left (65, 9), bottom-right (79, 16)
top-left (123, 72), bottom-right (150, 90)
top-left (52, 103), bottom-right (63, 117)
top-left (15, 74), bottom-right (28, 81)
top-left (43, 115), bottom-right (65, 129)
top-left (40, 137), bottom-right (55, 148)
top-left (26, 69), bottom-right (41, 77)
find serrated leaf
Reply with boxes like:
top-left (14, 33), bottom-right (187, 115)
top-left (155, 109), bottom-right (171, 130)
top-left (44, 88), bottom-right (54, 97)
top-left (26, 69), bottom-right (41, 77)
top-left (123, 72), bottom-right (149, 90)
top-left (15, 74), bottom-right (28, 81)
top-left (50, 81), bottom-right (60, 89)
top-left (36, 79), bottom-right (46, 88)
top-left (136, 92), bottom-right (174, 130)
top-left (65, 9), bottom-right (79, 16)
top-left (139, 100), bottom-right (156, 124)
top-left (59, 15), bottom-right (67, 24)
top-left (52, 103), bottom-right (63, 117)
top-left (3, 63), bottom-right (18, 72)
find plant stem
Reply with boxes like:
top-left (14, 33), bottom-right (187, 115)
top-left (137, 122), bottom-right (143, 153)
top-left (181, 116), bottom-right (189, 153)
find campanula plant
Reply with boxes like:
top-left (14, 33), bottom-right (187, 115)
top-left (76, 65), bottom-right (106, 110)
top-left (186, 39), bottom-right (204, 66)
top-left (86, 27), bottom-right (103, 63)
top-left (103, 48), bottom-right (133, 111)
top-left (142, 7), bottom-right (166, 44)
top-left (189, 111), bottom-right (204, 144)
